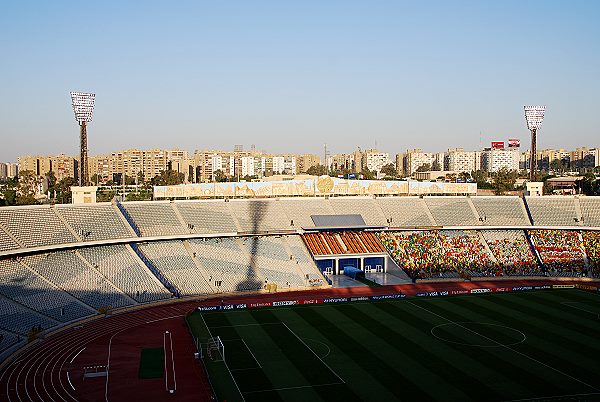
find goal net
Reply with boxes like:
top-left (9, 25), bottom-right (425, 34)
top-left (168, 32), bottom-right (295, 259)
top-left (206, 336), bottom-right (225, 362)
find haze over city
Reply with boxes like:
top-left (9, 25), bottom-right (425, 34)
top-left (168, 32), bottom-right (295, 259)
top-left (1, 0), bottom-right (599, 162)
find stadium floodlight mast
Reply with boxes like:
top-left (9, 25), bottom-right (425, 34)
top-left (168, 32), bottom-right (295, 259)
top-left (70, 92), bottom-right (96, 186)
top-left (524, 105), bottom-right (546, 182)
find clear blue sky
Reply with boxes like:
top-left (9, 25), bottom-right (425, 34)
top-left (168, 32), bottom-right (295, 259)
top-left (1, 0), bottom-right (599, 161)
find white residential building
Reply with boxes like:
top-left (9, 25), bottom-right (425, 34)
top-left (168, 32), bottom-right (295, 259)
top-left (481, 148), bottom-right (520, 172)
top-left (447, 148), bottom-right (477, 173)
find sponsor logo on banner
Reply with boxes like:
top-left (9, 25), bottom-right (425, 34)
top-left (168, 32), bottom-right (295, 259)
top-left (236, 304), bottom-right (247, 309)
top-left (416, 292), bottom-right (428, 297)
top-left (370, 294), bottom-right (406, 300)
top-left (576, 284), bottom-right (598, 291)
top-left (491, 141), bottom-right (505, 149)
top-left (470, 288), bottom-right (491, 294)
top-left (512, 286), bottom-right (532, 291)
top-left (249, 302), bottom-right (272, 308)
top-left (197, 305), bottom-right (219, 312)
top-left (451, 290), bottom-right (469, 295)
top-left (350, 297), bottom-right (369, 302)
top-left (324, 297), bottom-right (348, 303)
top-left (552, 284), bottom-right (575, 289)
top-left (416, 291), bottom-right (447, 297)
top-left (301, 299), bottom-right (320, 305)
top-left (221, 304), bottom-right (234, 310)
top-left (533, 285), bottom-right (551, 290)
top-left (272, 300), bottom-right (298, 307)
top-left (493, 287), bottom-right (509, 292)
top-left (508, 138), bottom-right (520, 148)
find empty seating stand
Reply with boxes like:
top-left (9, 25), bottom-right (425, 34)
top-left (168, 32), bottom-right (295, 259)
top-left (329, 198), bottom-right (386, 226)
top-left (376, 197), bottom-right (433, 227)
top-left (526, 197), bottom-right (579, 226)
top-left (471, 197), bottom-right (531, 226)
top-left (122, 202), bottom-right (187, 236)
top-left (175, 201), bottom-right (237, 233)
top-left (0, 206), bottom-right (76, 248)
top-left (424, 197), bottom-right (480, 226)
top-left (56, 204), bottom-right (135, 241)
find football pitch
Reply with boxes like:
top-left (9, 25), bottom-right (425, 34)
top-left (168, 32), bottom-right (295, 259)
top-left (187, 289), bottom-right (600, 402)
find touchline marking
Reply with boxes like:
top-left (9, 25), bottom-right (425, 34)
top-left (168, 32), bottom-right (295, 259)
top-left (70, 347), bottom-right (86, 363)
top-left (560, 301), bottom-right (600, 316)
top-left (501, 391), bottom-right (600, 402)
top-left (407, 300), bottom-right (600, 392)
top-left (282, 322), bottom-right (345, 384)
top-left (243, 381), bottom-right (345, 395)
top-left (208, 322), bottom-right (281, 329)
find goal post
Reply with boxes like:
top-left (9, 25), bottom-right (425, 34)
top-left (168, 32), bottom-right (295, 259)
top-left (207, 336), bottom-right (225, 362)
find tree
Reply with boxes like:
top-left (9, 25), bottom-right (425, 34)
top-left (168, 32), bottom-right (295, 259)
top-left (493, 167), bottom-right (518, 195)
top-left (16, 170), bottom-right (41, 205)
top-left (45, 171), bottom-right (57, 198)
top-left (549, 159), bottom-right (562, 173)
top-left (151, 170), bottom-right (185, 186)
top-left (576, 173), bottom-right (598, 196)
top-left (431, 160), bottom-right (441, 171)
top-left (416, 163), bottom-right (431, 172)
top-left (55, 177), bottom-right (77, 204)
top-left (360, 167), bottom-right (375, 180)
top-left (213, 169), bottom-right (228, 182)
top-left (306, 164), bottom-right (328, 176)
top-left (380, 163), bottom-right (397, 177)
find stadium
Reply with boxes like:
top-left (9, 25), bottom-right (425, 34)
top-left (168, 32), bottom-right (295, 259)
top-left (0, 194), bottom-right (599, 402)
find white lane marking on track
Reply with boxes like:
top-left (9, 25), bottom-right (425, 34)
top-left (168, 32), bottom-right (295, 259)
top-left (70, 348), bottom-right (86, 364)
top-left (66, 372), bottom-right (75, 391)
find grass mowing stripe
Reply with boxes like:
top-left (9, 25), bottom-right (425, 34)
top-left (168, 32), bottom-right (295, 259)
top-left (461, 296), bottom-right (600, 384)
top-left (206, 311), bottom-right (284, 400)
top-left (479, 294), bottom-right (600, 353)
top-left (248, 309), bottom-right (361, 402)
top-left (337, 303), bottom-right (495, 401)
top-left (138, 347), bottom-right (164, 379)
top-left (373, 301), bottom-right (534, 400)
top-left (372, 302), bottom-right (527, 400)
top-left (414, 298), bottom-right (599, 393)
top-left (523, 291), bottom-right (600, 330)
top-left (293, 305), bottom-right (437, 402)
top-left (270, 308), bottom-right (401, 402)
top-left (408, 299), bottom-right (567, 396)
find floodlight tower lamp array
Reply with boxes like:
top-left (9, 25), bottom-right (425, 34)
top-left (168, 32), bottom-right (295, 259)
top-left (524, 105), bottom-right (546, 182)
top-left (70, 92), bottom-right (96, 187)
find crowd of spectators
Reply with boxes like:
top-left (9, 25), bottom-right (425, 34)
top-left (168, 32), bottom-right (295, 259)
top-left (484, 231), bottom-right (541, 276)
top-left (528, 230), bottom-right (587, 276)
top-left (378, 230), bottom-right (498, 279)
top-left (582, 231), bottom-right (600, 277)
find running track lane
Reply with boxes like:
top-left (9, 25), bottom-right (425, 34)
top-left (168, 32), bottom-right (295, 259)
top-left (1, 280), bottom-right (598, 402)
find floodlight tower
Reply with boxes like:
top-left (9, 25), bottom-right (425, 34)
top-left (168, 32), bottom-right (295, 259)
top-left (70, 92), bottom-right (96, 186)
top-left (524, 105), bottom-right (546, 182)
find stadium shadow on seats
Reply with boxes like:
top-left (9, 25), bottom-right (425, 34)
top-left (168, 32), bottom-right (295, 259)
top-left (236, 200), bottom-right (264, 292)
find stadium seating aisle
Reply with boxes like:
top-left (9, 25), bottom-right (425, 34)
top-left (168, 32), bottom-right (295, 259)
top-left (582, 231), bottom-right (600, 277)
top-left (79, 244), bottom-right (172, 303)
top-left (579, 198), bottom-right (600, 227)
top-left (0, 258), bottom-right (96, 322)
top-left (21, 251), bottom-right (133, 310)
top-left (471, 197), bottom-right (531, 226)
top-left (138, 241), bottom-right (212, 296)
top-left (55, 204), bottom-right (135, 241)
top-left (528, 230), bottom-right (588, 276)
top-left (482, 230), bottom-right (541, 276)
top-left (0, 295), bottom-right (58, 335)
top-left (526, 197), bottom-right (579, 226)
top-left (0, 227), bottom-right (20, 252)
top-left (376, 197), bottom-right (433, 226)
top-left (378, 230), bottom-right (498, 279)
top-left (122, 202), bottom-right (187, 236)
top-left (174, 201), bottom-right (238, 233)
top-left (0, 206), bottom-right (76, 248)
top-left (424, 197), bottom-right (480, 226)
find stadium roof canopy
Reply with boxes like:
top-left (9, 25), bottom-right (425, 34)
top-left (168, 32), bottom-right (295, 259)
top-left (308, 214), bottom-right (385, 231)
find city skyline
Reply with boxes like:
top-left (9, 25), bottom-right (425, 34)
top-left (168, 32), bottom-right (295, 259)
top-left (1, 1), bottom-right (599, 161)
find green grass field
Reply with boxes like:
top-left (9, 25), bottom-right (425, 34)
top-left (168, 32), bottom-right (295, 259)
top-left (138, 347), bottom-right (164, 379)
top-left (187, 289), bottom-right (600, 402)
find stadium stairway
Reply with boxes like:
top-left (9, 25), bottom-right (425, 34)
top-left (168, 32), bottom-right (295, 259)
top-left (130, 243), bottom-right (179, 297)
top-left (182, 240), bottom-right (217, 293)
top-left (116, 202), bottom-right (141, 236)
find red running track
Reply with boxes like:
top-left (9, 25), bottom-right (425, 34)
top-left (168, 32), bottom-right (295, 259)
top-left (1, 279), bottom-right (598, 402)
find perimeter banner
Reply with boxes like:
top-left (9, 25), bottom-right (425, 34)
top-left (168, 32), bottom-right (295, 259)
top-left (155, 177), bottom-right (476, 199)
